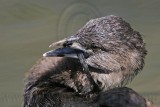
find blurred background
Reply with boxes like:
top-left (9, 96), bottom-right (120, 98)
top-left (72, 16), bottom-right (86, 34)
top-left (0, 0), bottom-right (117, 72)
top-left (0, 0), bottom-right (160, 106)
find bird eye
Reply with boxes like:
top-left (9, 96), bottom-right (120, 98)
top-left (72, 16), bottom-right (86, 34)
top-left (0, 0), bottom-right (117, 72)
top-left (91, 43), bottom-right (98, 48)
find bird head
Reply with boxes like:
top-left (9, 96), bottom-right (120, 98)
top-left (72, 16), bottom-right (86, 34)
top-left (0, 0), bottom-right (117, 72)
top-left (43, 15), bottom-right (147, 77)
top-left (43, 15), bottom-right (121, 58)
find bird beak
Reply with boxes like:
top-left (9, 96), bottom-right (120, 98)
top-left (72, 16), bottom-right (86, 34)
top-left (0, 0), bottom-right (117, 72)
top-left (49, 36), bottom-right (79, 48)
top-left (44, 37), bottom-right (91, 59)
top-left (49, 38), bottom-right (67, 48)
top-left (43, 47), bottom-right (89, 59)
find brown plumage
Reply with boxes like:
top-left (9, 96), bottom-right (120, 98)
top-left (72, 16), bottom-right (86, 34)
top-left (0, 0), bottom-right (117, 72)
top-left (24, 15), bottom-right (150, 107)
top-left (44, 15), bottom-right (147, 93)
top-left (97, 87), bottom-right (156, 107)
top-left (23, 57), bottom-right (155, 107)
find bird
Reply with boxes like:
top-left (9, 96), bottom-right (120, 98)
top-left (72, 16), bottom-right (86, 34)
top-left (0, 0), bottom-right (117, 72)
top-left (23, 15), bottom-right (149, 107)
top-left (43, 15), bottom-right (147, 93)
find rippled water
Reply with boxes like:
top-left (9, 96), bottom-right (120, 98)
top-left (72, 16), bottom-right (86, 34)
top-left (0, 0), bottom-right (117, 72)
top-left (0, 0), bottom-right (160, 106)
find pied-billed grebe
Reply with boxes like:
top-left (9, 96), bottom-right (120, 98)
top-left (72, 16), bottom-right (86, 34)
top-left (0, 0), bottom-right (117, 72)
top-left (43, 15), bottom-right (147, 93)
top-left (24, 15), bottom-right (149, 107)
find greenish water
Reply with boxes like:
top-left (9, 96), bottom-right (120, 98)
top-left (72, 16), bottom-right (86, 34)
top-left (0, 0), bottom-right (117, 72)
top-left (0, 0), bottom-right (160, 106)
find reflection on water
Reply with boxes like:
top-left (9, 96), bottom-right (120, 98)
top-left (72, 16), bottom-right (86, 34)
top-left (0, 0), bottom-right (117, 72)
top-left (0, 0), bottom-right (160, 106)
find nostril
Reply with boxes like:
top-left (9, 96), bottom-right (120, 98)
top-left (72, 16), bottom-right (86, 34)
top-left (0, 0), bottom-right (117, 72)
top-left (63, 41), bottom-right (73, 47)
